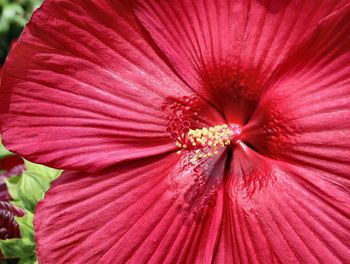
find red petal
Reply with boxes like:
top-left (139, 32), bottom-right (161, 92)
top-left (215, 145), bottom-right (350, 263)
top-left (245, 4), bottom-right (350, 178)
top-left (0, 155), bottom-right (23, 171)
top-left (0, 201), bottom-right (24, 239)
top-left (132, 0), bottom-right (347, 97)
top-left (35, 153), bottom-right (226, 263)
top-left (0, 0), bottom-right (221, 172)
top-left (0, 201), bottom-right (24, 217)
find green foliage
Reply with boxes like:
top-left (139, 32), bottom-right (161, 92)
top-left (0, 212), bottom-right (36, 264)
top-left (0, 160), bottom-right (61, 263)
top-left (0, 137), bottom-right (12, 159)
top-left (0, 0), bottom-right (43, 64)
top-left (0, 137), bottom-right (13, 175)
top-left (8, 160), bottom-right (61, 211)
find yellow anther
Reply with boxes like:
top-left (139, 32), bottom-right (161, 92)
top-left (175, 123), bottom-right (241, 163)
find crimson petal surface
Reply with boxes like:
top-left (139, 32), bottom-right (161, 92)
top-left (215, 144), bottom-right (350, 263)
top-left (0, 0), bottom-right (222, 172)
top-left (35, 153), bottom-right (228, 263)
top-left (246, 3), bottom-right (350, 178)
top-left (132, 0), bottom-right (347, 98)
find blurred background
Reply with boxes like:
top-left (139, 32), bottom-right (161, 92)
top-left (1, 0), bottom-right (42, 64)
top-left (0, 2), bottom-right (61, 264)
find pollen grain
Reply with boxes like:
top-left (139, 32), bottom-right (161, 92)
top-left (175, 124), bottom-right (241, 162)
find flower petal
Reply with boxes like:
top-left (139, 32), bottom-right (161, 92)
top-left (132, 0), bottom-right (347, 98)
top-left (228, 6), bottom-right (350, 262)
top-left (245, 4), bottom-right (350, 178)
top-left (215, 145), bottom-right (350, 263)
top-left (35, 153), bottom-right (227, 263)
top-left (0, 201), bottom-right (24, 239)
top-left (0, 0), bottom-right (222, 172)
top-left (0, 156), bottom-right (23, 172)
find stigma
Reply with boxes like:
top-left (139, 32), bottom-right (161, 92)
top-left (175, 123), bottom-right (242, 161)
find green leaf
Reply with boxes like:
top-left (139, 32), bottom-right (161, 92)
top-left (0, 212), bottom-right (35, 262)
top-left (16, 210), bottom-right (34, 241)
top-left (0, 238), bottom-right (35, 257)
top-left (4, 175), bottom-right (21, 201)
top-left (24, 160), bottom-right (60, 181)
top-left (2, 4), bottom-right (25, 20)
top-left (6, 160), bottom-right (61, 211)
top-left (1, 160), bottom-right (60, 263)
top-left (0, 137), bottom-right (12, 158)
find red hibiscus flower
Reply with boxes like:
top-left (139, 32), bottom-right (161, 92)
top-left (0, 200), bottom-right (24, 240)
top-left (1, 0), bottom-right (350, 263)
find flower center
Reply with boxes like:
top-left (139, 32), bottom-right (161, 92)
top-left (175, 123), bottom-right (242, 161)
